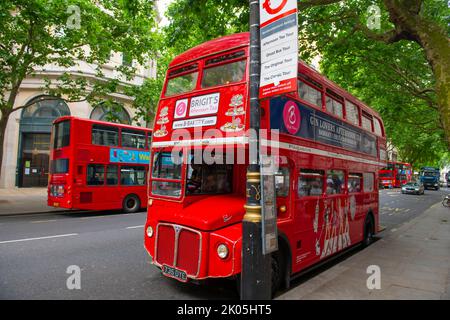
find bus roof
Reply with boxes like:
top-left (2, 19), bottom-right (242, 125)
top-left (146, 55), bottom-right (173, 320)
top-left (168, 32), bottom-right (381, 120)
top-left (53, 116), bottom-right (152, 132)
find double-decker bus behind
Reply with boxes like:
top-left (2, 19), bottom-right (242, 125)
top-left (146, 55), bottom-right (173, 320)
top-left (379, 161), bottom-right (412, 188)
top-left (144, 32), bottom-right (387, 293)
top-left (48, 116), bottom-right (152, 213)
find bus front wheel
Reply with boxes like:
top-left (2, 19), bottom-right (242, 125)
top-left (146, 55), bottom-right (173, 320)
top-left (123, 194), bottom-right (140, 213)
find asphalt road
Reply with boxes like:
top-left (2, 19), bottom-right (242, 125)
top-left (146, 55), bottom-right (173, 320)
top-left (0, 187), bottom-right (448, 299)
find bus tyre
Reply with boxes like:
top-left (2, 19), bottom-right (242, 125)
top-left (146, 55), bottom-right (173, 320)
top-left (271, 250), bottom-right (286, 297)
top-left (362, 215), bottom-right (374, 248)
top-left (123, 194), bottom-right (140, 213)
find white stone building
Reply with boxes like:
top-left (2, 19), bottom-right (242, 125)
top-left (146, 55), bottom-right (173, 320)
top-left (1, 52), bottom-right (156, 188)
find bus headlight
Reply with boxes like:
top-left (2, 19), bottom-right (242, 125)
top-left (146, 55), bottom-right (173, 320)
top-left (146, 226), bottom-right (154, 238)
top-left (217, 244), bottom-right (229, 259)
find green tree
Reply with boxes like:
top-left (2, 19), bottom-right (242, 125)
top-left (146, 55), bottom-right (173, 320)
top-left (0, 0), bottom-right (159, 178)
top-left (162, 0), bottom-right (449, 162)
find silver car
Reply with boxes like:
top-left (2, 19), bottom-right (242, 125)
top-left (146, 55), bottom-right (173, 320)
top-left (401, 182), bottom-right (425, 195)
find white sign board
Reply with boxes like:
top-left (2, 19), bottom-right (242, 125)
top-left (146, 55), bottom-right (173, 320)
top-left (189, 93), bottom-right (220, 117)
top-left (259, 0), bottom-right (298, 99)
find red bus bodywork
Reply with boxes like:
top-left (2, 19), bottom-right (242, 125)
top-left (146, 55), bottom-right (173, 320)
top-left (144, 33), bottom-right (387, 286)
top-left (379, 161), bottom-right (412, 188)
top-left (48, 116), bottom-right (152, 212)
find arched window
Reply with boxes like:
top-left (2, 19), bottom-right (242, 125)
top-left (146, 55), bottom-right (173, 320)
top-left (90, 103), bottom-right (131, 125)
top-left (21, 96), bottom-right (70, 123)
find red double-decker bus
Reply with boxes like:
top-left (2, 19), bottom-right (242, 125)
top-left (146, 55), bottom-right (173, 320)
top-left (379, 161), bottom-right (412, 188)
top-left (144, 33), bottom-right (386, 293)
top-left (48, 116), bottom-right (152, 213)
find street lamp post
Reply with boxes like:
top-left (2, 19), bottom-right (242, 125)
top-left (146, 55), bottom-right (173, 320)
top-left (240, 0), bottom-right (272, 300)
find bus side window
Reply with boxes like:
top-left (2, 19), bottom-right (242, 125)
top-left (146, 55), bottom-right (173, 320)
top-left (298, 169), bottom-right (324, 197)
top-left (87, 164), bottom-right (105, 186)
top-left (348, 173), bottom-right (362, 193)
top-left (106, 165), bottom-right (118, 185)
top-left (363, 173), bottom-right (374, 192)
top-left (326, 170), bottom-right (345, 195)
top-left (274, 167), bottom-right (290, 197)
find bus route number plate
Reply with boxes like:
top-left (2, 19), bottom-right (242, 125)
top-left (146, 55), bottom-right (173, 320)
top-left (162, 265), bottom-right (188, 282)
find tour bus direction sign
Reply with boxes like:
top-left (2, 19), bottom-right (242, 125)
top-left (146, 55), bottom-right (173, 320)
top-left (259, 0), bottom-right (298, 99)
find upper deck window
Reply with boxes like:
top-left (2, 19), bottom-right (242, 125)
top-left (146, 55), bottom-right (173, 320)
top-left (165, 64), bottom-right (199, 97)
top-left (362, 113), bottom-right (373, 132)
top-left (121, 129), bottom-right (146, 149)
top-left (345, 101), bottom-right (360, 126)
top-left (373, 117), bottom-right (383, 136)
top-left (298, 80), bottom-right (322, 107)
top-left (92, 124), bottom-right (119, 146)
top-left (201, 51), bottom-right (246, 88)
top-left (326, 96), bottom-right (343, 118)
top-left (53, 120), bottom-right (70, 149)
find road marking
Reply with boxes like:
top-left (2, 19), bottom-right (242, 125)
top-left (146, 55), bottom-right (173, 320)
top-left (0, 233), bottom-right (78, 244)
top-left (31, 220), bottom-right (57, 224)
top-left (391, 228), bottom-right (397, 232)
top-left (126, 225), bottom-right (144, 229)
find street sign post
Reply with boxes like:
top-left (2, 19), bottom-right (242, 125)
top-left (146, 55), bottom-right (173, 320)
top-left (260, 155), bottom-right (278, 255)
top-left (259, 0), bottom-right (298, 99)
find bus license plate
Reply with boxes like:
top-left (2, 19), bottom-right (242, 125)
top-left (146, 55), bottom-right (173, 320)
top-left (162, 265), bottom-right (188, 282)
top-left (53, 202), bottom-right (60, 207)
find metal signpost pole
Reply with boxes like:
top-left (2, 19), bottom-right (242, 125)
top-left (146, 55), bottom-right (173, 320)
top-left (241, 0), bottom-right (272, 300)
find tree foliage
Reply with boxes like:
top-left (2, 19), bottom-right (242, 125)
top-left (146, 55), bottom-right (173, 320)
top-left (160, 0), bottom-right (449, 168)
top-left (0, 0), bottom-right (160, 174)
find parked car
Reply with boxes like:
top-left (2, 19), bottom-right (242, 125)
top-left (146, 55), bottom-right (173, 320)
top-left (401, 182), bottom-right (425, 195)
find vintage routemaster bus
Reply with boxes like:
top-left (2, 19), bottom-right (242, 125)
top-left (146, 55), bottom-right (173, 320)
top-left (379, 161), bottom-right (412, 188)
top-left (48, 116), bottom-right (152, 213)
top-left (144, 32), bottom-right (387, 292)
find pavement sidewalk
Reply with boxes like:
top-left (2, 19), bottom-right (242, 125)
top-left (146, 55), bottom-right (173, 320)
top-left (278, 201), bottom-right (450, 300)
top-left (0, 187), bottom-right (67, 216)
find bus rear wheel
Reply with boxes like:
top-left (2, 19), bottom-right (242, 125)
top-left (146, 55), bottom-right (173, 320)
top-left (123, 194), bottom-right (140, 213)
top-left (362, 215), bottom-right (374, 248)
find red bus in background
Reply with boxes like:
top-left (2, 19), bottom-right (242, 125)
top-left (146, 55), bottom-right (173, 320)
top-left (379, 161), bottom-right (412, 188)
top-left (144, 32), bottom-right (386, 293)
top-left (48, 117), bottom-right (152, 213)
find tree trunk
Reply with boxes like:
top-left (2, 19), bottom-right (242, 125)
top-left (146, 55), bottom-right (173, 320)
top-left (415, 24), bottom-right (450, 150)
top-left (0, 110), bottom-right (12, 186)
top-left (384, 0), bottom-right (450, 149)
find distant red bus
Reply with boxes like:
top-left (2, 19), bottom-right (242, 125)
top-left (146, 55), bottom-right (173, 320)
top-left (379, 161), bottom-right (412, 188)
top-left (48, 116), bottom-right (152, 212)
top-left (144, 33), bottom-right (387, 293)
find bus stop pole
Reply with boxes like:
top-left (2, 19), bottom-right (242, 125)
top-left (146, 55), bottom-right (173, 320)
top-left (241, 0), bottom-right (272, 300)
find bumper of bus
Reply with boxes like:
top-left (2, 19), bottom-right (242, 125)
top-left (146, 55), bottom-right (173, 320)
top-left (47, 187), bottom-right (73, 209)
top-left (144, 221), bottom-right (242, 281)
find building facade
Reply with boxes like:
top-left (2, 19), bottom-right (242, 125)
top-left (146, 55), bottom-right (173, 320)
top-left (1, 52), bottom-right (156, 188)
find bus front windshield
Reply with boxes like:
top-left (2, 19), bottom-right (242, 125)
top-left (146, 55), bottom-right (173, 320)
top-left (186, 154), bottom-right (233, 195)
top-left (151, 152), bottom-right (182, 198)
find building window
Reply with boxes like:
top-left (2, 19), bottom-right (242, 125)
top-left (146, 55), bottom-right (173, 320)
top-left (87, 165), bottom-right (105, 186)
top-left (298, 80), bottom-right (322, 107)
top-left (90, 103), bottom-right (131, 125)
